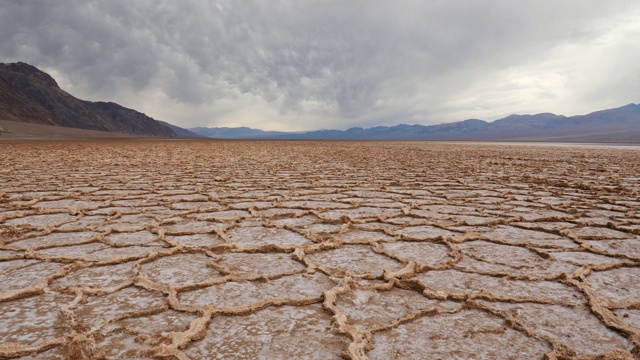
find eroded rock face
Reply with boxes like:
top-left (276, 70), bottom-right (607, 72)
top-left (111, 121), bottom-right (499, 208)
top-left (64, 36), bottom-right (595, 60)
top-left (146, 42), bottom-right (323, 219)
top-left (1, 140), bottom-right (639, 359)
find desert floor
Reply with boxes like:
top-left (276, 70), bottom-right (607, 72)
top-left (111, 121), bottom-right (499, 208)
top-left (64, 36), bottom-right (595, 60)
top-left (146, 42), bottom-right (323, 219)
top-left (0, 120), bottom-right (158, 140)
top-left (1, 140), bottom-right (639, 359)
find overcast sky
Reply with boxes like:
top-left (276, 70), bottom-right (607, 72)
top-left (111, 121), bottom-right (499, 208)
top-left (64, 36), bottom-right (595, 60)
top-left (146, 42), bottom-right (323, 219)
top-left (1, 1), bottom-right (640, 131)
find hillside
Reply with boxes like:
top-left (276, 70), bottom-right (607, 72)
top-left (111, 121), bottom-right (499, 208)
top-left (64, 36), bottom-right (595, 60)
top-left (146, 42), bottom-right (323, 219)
top-left (0, 62), bottom-right (197, 138)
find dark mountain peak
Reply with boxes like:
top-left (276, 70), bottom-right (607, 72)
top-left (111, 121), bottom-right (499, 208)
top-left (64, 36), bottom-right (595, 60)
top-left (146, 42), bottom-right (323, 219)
top-left (0, 62), bottom-right (59, 88)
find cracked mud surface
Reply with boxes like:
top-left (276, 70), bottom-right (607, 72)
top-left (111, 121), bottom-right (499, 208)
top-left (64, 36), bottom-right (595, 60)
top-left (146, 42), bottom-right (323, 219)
top-left (1, 140), bottom-right (640, 359)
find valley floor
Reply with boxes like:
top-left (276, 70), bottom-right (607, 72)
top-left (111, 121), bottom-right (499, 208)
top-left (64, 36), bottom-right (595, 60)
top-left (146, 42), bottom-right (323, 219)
top-left (1, 140), bottom-right (639, 359)
top-left (0, 120), bottom-right (157, 140)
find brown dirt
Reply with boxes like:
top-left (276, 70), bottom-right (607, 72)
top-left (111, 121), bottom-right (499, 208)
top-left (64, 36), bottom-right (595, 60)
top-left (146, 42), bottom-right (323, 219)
top-left (0, 120), bottom-right (156, 140)
top-left (1, 140), bottom-right (640, 359)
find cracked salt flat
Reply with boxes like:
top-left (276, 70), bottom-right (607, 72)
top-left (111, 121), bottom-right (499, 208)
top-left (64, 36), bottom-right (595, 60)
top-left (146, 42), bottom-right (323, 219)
top-left (335, 287), bottom-right (458, 329)
top-left (8, 231), bottom-right (100, 249)
top-left (379, 241), bottom-right (452, 266)
top-left (0, 140), bottom-right (639, 359)
top-left (178, 272), bottom-right (334, 309)
top-left (213, 252), bottom-right (305, 275)
top-left (140, 253), bottom-right (222, 287)
top-left (184, 305), bottom-right (349, 359)
top-left (369, 309), bottom-right (552, 359)
top-left (0, 293), bottom-right (73, 347)
top-left (475, 301), bottom-right (635, 356)
top-left (307, 245), bottom-right (404, 278)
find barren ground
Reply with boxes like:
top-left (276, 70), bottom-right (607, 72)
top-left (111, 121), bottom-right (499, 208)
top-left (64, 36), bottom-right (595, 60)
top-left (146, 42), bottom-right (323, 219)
top-left (1, 140), bottom-right (639, 359)
top-left (0, 120), bottom-right (157, 140)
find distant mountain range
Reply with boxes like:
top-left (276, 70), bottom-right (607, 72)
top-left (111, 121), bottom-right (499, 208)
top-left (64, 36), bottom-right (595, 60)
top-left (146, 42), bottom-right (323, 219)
top-left (0, 62), bottom-right (199, 138)
top-left (191, 104), bottom-right (640, 142)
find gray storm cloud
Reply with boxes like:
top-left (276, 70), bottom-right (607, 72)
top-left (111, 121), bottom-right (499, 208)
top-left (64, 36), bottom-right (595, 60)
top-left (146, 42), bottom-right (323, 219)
top-left (1, 0), bottom-right (639, 131)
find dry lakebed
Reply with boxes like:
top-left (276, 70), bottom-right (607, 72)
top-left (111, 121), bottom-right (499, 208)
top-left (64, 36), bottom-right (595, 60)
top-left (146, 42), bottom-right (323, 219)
top-left (1, 140), bottom-right (639, 359)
